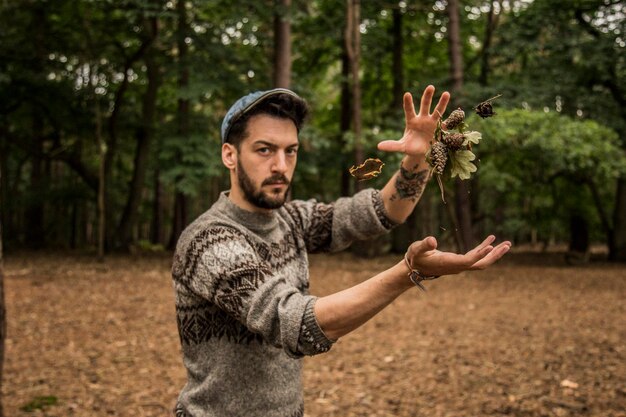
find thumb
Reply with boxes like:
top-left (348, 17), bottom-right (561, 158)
top-left (377, 140), bottom-right (405, 153)
top-left (409, 236), bottom-right (437, 256)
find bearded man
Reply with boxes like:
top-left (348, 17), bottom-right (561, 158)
top-left (171, 87), bottom-right (511, 417)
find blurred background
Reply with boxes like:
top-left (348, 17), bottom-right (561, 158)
top-left (0, 0), bottom-right (625, 260)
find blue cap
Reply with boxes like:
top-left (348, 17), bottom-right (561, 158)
top-left (221, 88), bottom-right (301, 144)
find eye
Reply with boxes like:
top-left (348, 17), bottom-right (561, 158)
top-left (286, 147), bottom-right (298, 156)
top-left (257, 147), bottom-right (271, 155)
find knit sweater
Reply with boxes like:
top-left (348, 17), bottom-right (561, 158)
top-left (171, 188), bottom-right (395, 417)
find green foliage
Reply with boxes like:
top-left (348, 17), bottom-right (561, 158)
top-left (20, 396), bottom-right (58, 412)
top-left (1, 0), bottom-right (624, 251)
top-left (492, 0), bottom-right (626, 138)
top-left (475, 108), bottom-right (625, 241)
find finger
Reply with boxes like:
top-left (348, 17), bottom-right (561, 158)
top-left (418, 85), bottom-right (435, 116)
top-left (470, 242), bottom-right (511, 270)
top-left (403, 92), bottom-right (417, 121)
top-left (432, 91), bottom-right (450, 119)
top-left (462, 236), bottom-right (499, 267)
top-left (465, 235), bottom-right (496, 259)
top-left (474, 235), bottom-right (496, 252)
top-left (409, 236), bottom-right (437, 257)
top-left (377, 140), bottom-right (405, 153)
top-left (471, 243), bottom-right (509, 269)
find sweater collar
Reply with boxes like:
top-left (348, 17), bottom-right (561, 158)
top-left (217, 191), bottom-right (279, 233)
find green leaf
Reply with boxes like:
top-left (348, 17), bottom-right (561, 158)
top-left (463, 131), bottom-right (482, 146)
top-left (449, 150), bottom-right (477, 180)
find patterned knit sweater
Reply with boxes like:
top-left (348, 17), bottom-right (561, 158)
top-left (171, 188), bottom-right (395, 417)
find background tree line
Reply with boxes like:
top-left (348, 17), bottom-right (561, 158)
top-left (0, 0), bottom-right (625, 261)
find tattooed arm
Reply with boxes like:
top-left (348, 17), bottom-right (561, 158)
top-left (377, 86), bottom-right (450, 223)
top-left (379, 156), bottom-right (430, 223)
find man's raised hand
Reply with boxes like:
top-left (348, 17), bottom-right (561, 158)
top-left (377, 85), bottom-right (450, 157)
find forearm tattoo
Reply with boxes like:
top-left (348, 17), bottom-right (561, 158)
top-left (390, 163), bottom-right (429, 202)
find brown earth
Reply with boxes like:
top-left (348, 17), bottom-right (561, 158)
top-left (2, 251), bottom-right (625, 417)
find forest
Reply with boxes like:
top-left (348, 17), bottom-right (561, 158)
top-left (1, 1), bottom-right (625, 416)
top-left (1, 0), bottom-right (625, 260)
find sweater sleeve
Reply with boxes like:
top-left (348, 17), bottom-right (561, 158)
top-left (172, 225), bottom-right (334, 357)
top-left (284, 188), bottom-right (398, 253)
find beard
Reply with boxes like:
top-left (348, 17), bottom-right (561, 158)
top-left (237, 159), bottom-right (291, 209)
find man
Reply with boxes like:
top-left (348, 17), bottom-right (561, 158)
top-left (171, 86), bottom-right (511, 417)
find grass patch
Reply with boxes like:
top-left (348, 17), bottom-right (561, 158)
top-left (20, 396), bottom-right (58, 412)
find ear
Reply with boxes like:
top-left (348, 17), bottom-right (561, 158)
top-left (222, 143), bottom-right (237, 170)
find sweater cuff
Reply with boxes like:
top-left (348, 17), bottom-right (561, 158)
top-left (297, 298), bottom-right (335, 356)
top-left (372, 189), bottom-right (399, 230)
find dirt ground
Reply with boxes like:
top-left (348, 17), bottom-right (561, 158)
top-left (2, 250), bottom-right (625, 417)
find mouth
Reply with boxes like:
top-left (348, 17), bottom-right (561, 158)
top-left (265, 182), bottom-right (287, 188)
top-left (264, 180), bottom-right (288, 186)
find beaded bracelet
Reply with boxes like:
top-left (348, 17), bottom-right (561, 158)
top-left (403, 254), bottom-right (441, 291)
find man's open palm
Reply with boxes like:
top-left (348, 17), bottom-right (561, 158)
top-left (377, 85), bottom-right (450, 157)
top-left (407, 235), bottom-right (512, 277)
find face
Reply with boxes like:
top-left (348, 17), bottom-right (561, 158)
top-left (229, 114), bottom-right (299, 210)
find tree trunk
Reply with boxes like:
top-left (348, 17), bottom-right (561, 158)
top-left (273, 0), bottom-right (292, 88)
top-left (566, 213), bottom-right (590, 264)
top-left (0, 141), bottom-right (6, 417)
top-left (96, 98), bottom-right (106, 260)
top-left (150, 166), bottom-right (164, 245)
top-left (347, 0), bottom-right (380, 257)
top-left (479, 0), bottom-right (499, 86)
top-left (340, 44), bottom-right (352, 197)
top-left (116, 31), bottom-right (161, 249)
top-left (586, 177), bottom-right (613, 258)
top-left (391, 7), bottom-right (404, 109)
top-left (26, 4), bottom-right (46, 248)
top-left (447, 0), bottom-right (463, 94)
top-left (447, 0), bottom-right (474, 252)
top-left (102, 18), bottom-right (157, 250)
top-left (568, 213), bottom-right (589, 253)
top-left (169, 192), bottom-right (188, 250)
top-left (0, 126), bottom-right (9, 250)
top-left (346, 0), bottom-right (363, 191)
top-left (388, 5), bottom-right (414, 252)
top-left (169, 0), bottom-right (191, 249)
top-left (610, 177), bottom-right (626, 261)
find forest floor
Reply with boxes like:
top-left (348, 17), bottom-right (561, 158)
top-left (2, 249), bottom-right (625, 417)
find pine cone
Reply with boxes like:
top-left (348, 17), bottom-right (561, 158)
top-left (475, 101), bottom-right (495, 118)
top-left (431, 142), bottom-right (448, 175)
top-left (443, 108), bottom-right (465, 129)
top-left (441, 132), bottom-right (465, 151)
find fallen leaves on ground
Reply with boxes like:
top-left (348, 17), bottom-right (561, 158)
top-left (3, 251), bottom-right (625, 417)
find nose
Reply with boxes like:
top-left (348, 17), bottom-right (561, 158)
top-left (271, 151), bottom-right (288, 173)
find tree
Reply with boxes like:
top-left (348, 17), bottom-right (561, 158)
top-left (345, 0), bottom-right (363, 190)
top-left (168, 0), bottom-right (192, 249)
top-left (0, 154), bottom-right (5, 417)
top-left (447, 0), bottom-right (474, 252)
top-left (117, 9), bottom-right (161, 249)
top-left (273, 0), bottom-right (292, 88)
top-left (491, 0), bottom-right (626, 260)
top-left (476, 109), bottom-right (626, 254)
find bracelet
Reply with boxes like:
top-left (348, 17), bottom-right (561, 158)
top-left (404, 254), bottom-right (440, 292)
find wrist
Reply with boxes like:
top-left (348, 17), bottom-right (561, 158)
top-left (387, 261), bottom-right (417, 291)
top-left (403, 253), bottom-right (441, 291)
top-left (401, 154), bottom-right (423, 169)
top-left (401, 154), bottom-right (430, 174)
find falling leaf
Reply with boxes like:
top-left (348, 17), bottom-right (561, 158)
top-left (349, 158), bottom-right (385, 181)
